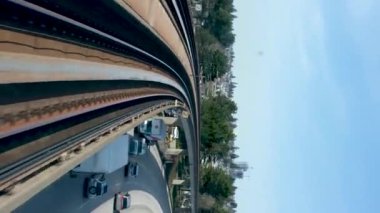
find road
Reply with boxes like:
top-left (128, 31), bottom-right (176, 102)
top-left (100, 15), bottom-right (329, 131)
top-left (14, 136), bottom-right (171, 213)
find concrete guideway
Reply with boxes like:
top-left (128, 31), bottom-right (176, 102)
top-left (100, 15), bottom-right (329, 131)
top-left (115, 0), bottom-right (194, 84)
top-left (0, 0), bottom-right (199, 211)
top-left (113, 0), bottom-right (199, 123)
top-left (0, 51), bottom-right (185, 96)
top-left (0, 29), bottom-right (156, 72)
top-left (0, 49), bottom-right (191, 138)
top-left (1, 0), bottom-right (197, 110)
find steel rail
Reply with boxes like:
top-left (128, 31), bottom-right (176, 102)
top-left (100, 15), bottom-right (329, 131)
top-left (0, 87), bottom-right (180, 139)
top-left (170, 0), bottom-right (194, 67)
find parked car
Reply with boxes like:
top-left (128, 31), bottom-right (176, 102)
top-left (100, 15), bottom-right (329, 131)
top-left (129, 136), bottom-right (147, 155)
top-left (85, 174), bottom-right (107, 198)
top-left (114, 192), bottom-right (131, 211)
top-left (125, 162), bottom-right (139, 177)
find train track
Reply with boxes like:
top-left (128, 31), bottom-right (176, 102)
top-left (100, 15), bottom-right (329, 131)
top-left (0, 86), bottom-right (182, 138)
top-left (0, 0), bottom-right (195, 112)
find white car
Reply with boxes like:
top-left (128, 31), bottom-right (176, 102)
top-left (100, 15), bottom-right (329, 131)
top-left (85, 174), bottom-right (107, 198)
top-left (114, 192), bottom-right (131, 211)
top-left (125, 162), bottom-right (139, 177)
top-left (129, 136), bottom-right (147, 156)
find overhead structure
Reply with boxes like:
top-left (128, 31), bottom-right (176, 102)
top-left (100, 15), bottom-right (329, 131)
top-left (0, 0), bottom-right (199, 212)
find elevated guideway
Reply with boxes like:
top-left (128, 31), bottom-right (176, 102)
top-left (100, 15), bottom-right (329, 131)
top-left (0, 0), bottom-right (199, 212)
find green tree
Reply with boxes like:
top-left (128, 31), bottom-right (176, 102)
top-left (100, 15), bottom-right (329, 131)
top-left (199, 48), bottom-right (229, 81)
top-left (196, 28), bottom-right (218, 48)
top-left (200, 95), bottom-right (237, 162)
top-left (195, 28), bottom-right (229, 81)
top-left (205, 0), bottom-right (236, 47)
top-left (178, 127), bottom-right (187, 149)
top-left (211, 205), bottom-right (229, 213)
top-left (200, 166), bottom-right (234, 200)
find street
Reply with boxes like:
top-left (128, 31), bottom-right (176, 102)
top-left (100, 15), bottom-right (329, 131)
top-left (15, 138), bottom-right (170, 213)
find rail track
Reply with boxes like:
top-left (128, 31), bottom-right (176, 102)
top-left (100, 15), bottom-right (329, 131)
top-left (0, 86), bottom-right (182, 138)
top-left (0, 0), bottom-right (195, 111)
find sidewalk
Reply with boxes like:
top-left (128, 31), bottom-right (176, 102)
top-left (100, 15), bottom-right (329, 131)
top-left (149, 145), bottom-right (166, 179)
top-left (149, 144), bottom-right (172, 213)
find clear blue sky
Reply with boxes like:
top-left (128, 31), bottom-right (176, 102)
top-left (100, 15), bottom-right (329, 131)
top-left (233, 0), bottom-right (380, 212)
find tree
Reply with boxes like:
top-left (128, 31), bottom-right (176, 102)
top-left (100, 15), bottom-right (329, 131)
top-left (214, 0), bottom-right (235, 13)
top-left (196, 0), bottom-right (239, 210)
top-left (200, 166), bottom-right (234, 200)
top-left (195, 28), bottom-right (229, 81)
top-left (229, 201), bottom-right (238, 209)
top-left (211, 204), bottom-right (229, 213)
top-left (178, 127), bottom-right (187, 149)
top-left (204, 0), bottom-right (236, 47)
top-left (230, 153), bottom-right (239, 159)
top-left (196, 28), bottom-right (218, 48)
top-left (200, 95), bottom-right (238, 162)
top-left (206, 142), bottom-right (230, 163)
top-left (200, 48), bottom-right (229, 81)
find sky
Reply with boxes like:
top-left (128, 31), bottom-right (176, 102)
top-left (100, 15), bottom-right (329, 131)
top-left (233, 0), bottom-right (380, 212)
